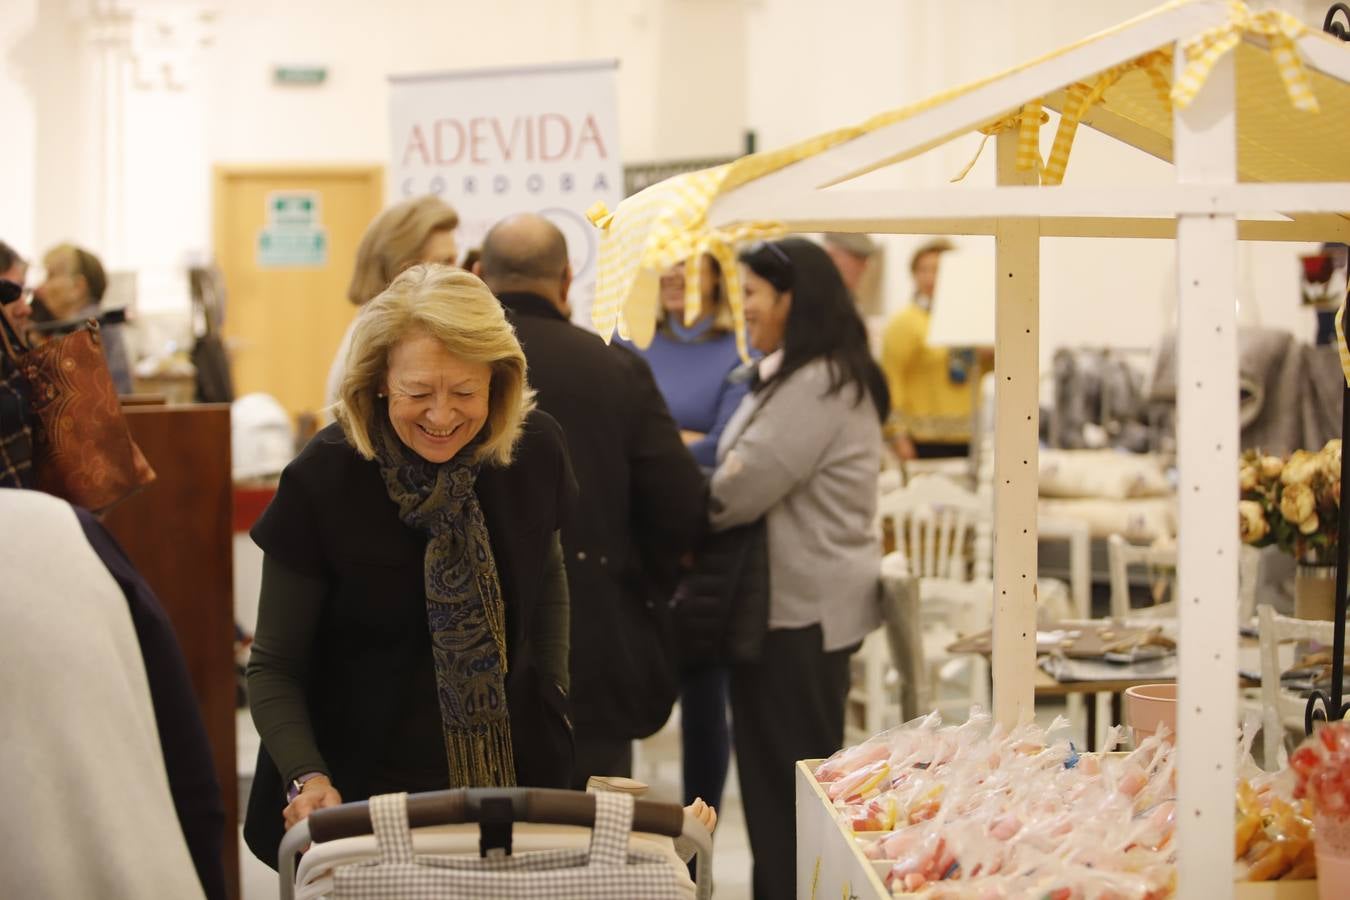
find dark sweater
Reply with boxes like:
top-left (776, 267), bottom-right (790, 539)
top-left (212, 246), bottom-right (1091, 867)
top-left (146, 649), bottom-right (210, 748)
top-left (242, 411), bottom-right (578, 868)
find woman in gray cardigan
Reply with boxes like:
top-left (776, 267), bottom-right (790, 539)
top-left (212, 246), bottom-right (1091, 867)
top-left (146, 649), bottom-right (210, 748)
top-left (710, 238), bottom-right (888, 900)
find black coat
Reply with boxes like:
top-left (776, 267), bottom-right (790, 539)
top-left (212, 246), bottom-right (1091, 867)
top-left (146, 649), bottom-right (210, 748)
top-left (76, 509), bottom-right (227, 900)
top-left (499, 292), bottom-right (706, 740)
top-left (243, 411), bottom-right (578, 868)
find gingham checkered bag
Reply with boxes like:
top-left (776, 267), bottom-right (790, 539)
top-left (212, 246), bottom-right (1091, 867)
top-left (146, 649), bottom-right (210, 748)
top-left (328, 791), bottom-right (685, 899)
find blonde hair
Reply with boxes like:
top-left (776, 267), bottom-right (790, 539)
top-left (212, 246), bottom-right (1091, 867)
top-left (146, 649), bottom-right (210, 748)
top-left (334, 264), bottom-right (535, 467)
top-left (347, 196), bottom-right (460, 306)
top-left (656, 255), bottom-right (734, 333)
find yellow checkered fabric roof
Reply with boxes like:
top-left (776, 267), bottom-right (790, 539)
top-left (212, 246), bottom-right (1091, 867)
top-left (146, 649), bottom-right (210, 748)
top-left (1096, 39), bottom-right (1350, 183)
top-left (591, 0), bottom-right (1350, 350)
top-left (589, 123), bottom-right (865, 361)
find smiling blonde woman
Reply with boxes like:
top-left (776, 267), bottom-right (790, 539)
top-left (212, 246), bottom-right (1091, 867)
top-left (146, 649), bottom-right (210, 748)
top-left (243, 264), bottom-right (578, 870)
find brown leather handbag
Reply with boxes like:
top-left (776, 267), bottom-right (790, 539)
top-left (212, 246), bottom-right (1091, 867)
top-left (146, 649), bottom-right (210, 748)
top-left (0, 318), bottom-right (155, 512)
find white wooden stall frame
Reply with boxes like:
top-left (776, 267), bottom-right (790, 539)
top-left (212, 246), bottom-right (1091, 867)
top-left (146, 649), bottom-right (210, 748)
top-left (688, 3), bottom-right (1350, 897)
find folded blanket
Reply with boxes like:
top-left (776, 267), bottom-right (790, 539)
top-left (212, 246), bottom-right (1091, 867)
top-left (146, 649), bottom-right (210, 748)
top-left (1039, 449), bottom-right (1172, 500)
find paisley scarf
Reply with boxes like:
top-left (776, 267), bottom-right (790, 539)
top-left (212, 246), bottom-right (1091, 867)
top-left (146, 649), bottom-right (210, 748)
top-left (373, 416), bottom-right (515, 787)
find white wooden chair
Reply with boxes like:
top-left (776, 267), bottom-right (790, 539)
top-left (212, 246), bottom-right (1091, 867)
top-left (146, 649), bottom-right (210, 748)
top-left (1107, 535), bottom-right (1258, 621)
top-left (1107, 534), bottom-right (1266, 748)
top-left (846, 471), bottom-right (925, 744)
top-left (873, 473), bottom-right (991, 720)
top-left (1107, 534), bottom-right (1178, 620)
top-left (1257, 604), bottom-right (1340, 770)
top-left (846, 551), bottom-right (919, 745)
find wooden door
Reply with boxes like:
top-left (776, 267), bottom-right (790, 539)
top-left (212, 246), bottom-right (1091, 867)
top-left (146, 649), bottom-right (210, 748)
top-left (213, 166), bottom-right (383, 421)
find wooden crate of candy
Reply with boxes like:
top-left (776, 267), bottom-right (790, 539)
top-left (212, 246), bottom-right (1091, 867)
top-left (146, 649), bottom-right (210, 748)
top-left (795, 711), bottom-right (1318, 898)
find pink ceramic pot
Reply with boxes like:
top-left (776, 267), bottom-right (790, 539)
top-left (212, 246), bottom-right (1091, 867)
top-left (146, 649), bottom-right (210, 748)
top-left (1124, 683), bottom-right (1178, 744)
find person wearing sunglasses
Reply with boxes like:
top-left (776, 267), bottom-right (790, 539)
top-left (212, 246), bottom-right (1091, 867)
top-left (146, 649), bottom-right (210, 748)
top-left (709, 237), bottom-right (889, 900)
top-left (1, 244), bottom-right (35, 490)
top-left (0, 241), bottom-right (32, 338)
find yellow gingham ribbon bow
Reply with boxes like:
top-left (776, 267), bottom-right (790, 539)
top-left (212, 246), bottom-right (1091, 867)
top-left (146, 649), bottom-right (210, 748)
top-left (950, 104), bottom-right (1049, 183)
top-left (591, 120), bottom-right (862, 360)
top-left (953, 49), bottom-right (1171, 186)
top-left (589, 165), bottom-right (784, 362)
top-left (1043, 50), bottom-right (1172, 186)
top-left (586, 201), bottom-right (615, 232)
top-left (1172, 0), bottom-right (1317, 113)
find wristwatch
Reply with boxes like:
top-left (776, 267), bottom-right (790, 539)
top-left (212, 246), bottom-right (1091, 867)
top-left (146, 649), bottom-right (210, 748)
top-left (286, 772), bottom-right (324, 803)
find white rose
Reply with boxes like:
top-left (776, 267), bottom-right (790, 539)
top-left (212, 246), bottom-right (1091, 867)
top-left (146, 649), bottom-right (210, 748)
top-left (1239, 466), bottom-right (1258, 493)
top-left (1322, 444), bottom-right (1342, 481)
top-left (1280, 482), bottom-right (1316, 526)
top-left (1238, 500), bottom-right (1269, 543)
top-left (1260, 456), bottom-right (1284, 480)
top-left (1282, 451), bottom-right (1318, 487)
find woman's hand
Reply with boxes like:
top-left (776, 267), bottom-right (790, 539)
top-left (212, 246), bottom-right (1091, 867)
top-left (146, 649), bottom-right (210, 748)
top-left (680, 429), bottom-right (706, 446)
top-left (891, 434), bottom-right (917, 461)
top-left (282, 776), bottom-right (343, 831)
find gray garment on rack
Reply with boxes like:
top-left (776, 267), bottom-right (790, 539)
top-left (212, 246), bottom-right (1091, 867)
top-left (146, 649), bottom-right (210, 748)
top-left (1049, 348), bottom-right (1146, 450)
top-left (1301, 343), bottom-right (1344, 450)
top-left (1239, 328), bottom-right (1304, 455)
top-left (1150, 327), bottom-right (1337, 456)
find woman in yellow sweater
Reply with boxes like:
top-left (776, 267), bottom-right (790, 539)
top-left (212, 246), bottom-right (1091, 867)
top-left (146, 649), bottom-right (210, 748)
top-left (880, 239), bottom-right (990, 459)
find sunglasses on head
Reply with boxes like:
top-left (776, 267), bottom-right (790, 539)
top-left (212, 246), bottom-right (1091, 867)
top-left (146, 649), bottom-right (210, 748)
top-left (743, 241), bottom-right (794, 292)
top-left (746, 240), bottom-right (790, 267)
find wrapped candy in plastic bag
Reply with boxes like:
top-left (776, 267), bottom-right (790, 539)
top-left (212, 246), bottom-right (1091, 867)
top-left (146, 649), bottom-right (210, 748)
top-left (819, 710), bottom-right (1178, 896)
top-left (815, 706), bottom-right (1323, 895)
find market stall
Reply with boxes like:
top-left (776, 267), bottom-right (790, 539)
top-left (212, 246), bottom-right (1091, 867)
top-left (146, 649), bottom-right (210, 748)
top-left (589, 0), bottom-right (1350, 895)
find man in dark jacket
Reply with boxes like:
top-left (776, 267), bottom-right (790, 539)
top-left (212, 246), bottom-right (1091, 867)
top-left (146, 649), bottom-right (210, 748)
top-left (477, 213), bottom-right (705, 786)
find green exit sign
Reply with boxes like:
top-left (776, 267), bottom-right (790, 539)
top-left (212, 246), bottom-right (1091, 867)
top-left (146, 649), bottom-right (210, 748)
top-left (273, 66), bottom-right (327, 86)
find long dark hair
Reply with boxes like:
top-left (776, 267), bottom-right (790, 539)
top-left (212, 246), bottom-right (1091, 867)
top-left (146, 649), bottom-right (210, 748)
top-left (739, 237), bottom-right (889, 421)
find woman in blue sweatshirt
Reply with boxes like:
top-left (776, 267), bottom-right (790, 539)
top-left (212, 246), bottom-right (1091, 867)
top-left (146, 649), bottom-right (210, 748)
top-left (622, 253), bottom-right (748, 815)
top-left (626, 255), bottom-right (749, 469)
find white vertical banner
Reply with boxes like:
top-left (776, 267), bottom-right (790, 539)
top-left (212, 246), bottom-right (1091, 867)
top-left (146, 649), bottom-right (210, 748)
top-left (388, 60), bottom-right (622, 328)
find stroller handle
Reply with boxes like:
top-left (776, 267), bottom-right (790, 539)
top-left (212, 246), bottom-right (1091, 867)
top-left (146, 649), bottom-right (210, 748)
top-left (278, 788), bottom-right (713, 900)
top-left (304, 787), bottom-right (685, 842)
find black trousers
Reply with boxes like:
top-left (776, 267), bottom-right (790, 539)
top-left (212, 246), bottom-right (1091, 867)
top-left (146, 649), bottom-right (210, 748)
top-left (914, 441), bottom-right (968, 459)
top-left (569, 733), bottom-right (634, 790)
top-left (680, 664), bottom-right (731, 809)
top-left (731, 625), bottom-right (854, 900)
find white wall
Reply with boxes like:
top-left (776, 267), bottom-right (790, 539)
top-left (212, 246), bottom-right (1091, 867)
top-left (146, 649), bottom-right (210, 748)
top-left (0, 1), bottom-right (39, 258)
top-left (0, 0), bottom-right (1335, 361)
top-left (204, 0), bottom-right (746, 166)
top-left (3, 0), bottom-right (747, 297)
